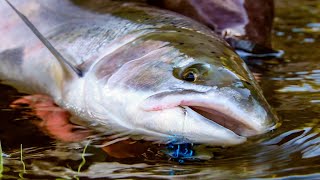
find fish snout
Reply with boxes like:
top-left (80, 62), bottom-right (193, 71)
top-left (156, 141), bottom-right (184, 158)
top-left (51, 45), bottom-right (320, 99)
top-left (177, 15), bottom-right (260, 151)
top-left (227, 83), bottom-right (280, 136)
top-left (141, 86), bottom-right (279, 140)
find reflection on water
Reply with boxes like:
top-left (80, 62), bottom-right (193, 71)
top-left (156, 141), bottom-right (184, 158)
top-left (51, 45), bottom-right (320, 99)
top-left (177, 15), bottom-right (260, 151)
top-left (1, 0), bottom-right (320, 179)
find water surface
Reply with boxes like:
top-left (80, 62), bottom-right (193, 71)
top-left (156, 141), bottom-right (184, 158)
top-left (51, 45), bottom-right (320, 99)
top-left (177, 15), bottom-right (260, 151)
top-left (1, 0), bottom-right (320, 179)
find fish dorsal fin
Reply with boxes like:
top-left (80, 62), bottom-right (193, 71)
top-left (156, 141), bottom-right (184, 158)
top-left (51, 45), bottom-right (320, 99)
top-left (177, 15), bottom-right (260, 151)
top-left (5, 0), bottom-right (83, 77)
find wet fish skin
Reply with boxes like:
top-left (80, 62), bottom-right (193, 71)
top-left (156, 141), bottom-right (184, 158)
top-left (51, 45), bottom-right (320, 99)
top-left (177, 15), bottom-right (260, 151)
top-left (0, 0), bottom-right (279, 145)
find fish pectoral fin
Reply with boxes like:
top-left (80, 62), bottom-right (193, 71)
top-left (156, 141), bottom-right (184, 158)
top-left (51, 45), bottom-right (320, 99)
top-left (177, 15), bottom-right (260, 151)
top-left (5, 0), bottom-right (83, 78)
top-left (10, 94), bottom-right (91, 142)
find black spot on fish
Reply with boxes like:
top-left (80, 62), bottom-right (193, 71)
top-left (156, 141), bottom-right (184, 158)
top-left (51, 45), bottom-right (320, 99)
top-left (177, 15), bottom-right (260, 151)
top-left (179, 42), bottom-right (185, 45)
top-left (244, 81), bottom-right (252, 86)
top-left (0, 48), bottom-right (24, 67)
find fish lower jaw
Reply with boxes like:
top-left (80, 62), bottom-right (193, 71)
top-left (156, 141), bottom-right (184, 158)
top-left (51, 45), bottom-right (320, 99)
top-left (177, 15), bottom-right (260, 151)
top-left (181, 105), bottom-right (262, 138)
top-left (128, 106), bottom-right (246, 145)
top-left (186, 106), bottom-right (260, 137)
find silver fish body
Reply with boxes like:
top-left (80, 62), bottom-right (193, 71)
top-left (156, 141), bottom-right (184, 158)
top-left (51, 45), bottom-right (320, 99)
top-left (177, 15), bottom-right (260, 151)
top-left (0, 0), bottom-right (279, 145)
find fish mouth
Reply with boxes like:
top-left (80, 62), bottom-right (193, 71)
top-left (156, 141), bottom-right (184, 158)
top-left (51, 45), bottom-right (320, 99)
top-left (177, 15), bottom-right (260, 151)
top-left (140, 89), bottom-right (273, 140)
top-left (187, 106), bottom-right (259, 136)
top-left (138, 86), bottom-right (279, 145)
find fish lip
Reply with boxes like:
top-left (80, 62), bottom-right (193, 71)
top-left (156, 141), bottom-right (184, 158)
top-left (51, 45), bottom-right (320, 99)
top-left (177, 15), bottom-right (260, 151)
top-left (184, 105), bottom-right (259, 137)
top-left (140, 89), bottom-right (274, 138)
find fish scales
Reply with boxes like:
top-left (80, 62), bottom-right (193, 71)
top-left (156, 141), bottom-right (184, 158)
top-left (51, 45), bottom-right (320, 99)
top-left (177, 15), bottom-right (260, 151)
top-left (0, 0), bottom-right (279, 145)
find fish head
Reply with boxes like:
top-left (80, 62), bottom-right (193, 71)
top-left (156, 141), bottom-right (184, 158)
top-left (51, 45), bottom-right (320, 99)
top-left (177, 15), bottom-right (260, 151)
top-left (89, 29), bottom-right (279, 146)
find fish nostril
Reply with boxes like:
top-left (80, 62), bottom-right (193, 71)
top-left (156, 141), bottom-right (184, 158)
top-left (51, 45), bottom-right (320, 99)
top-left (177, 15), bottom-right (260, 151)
top-left (233, 79), bottom-right (253, 88)
top-left (233, 80), bottom-right (245, 88)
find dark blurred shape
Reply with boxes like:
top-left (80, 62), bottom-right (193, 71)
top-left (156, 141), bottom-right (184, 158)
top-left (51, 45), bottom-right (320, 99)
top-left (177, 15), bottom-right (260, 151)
top-left (148, 0), bottom-right (274, 47)
top-left (148, 0), bottom-right (281, 60)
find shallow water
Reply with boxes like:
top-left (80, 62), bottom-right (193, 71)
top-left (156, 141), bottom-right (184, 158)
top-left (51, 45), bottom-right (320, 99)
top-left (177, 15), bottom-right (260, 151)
top-left (1, 0), bottom-right (320, 179)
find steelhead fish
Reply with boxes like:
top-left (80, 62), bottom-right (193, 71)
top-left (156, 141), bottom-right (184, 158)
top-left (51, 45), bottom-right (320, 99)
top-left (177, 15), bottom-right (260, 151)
top-left (0, 0), bottom-right (279, 146)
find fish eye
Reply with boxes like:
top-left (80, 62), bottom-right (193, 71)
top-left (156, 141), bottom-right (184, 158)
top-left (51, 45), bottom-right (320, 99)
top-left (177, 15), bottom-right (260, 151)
top-left (173, 63), bottom-right (210, 82)
top-left (182, 67), bottom-right (200, 82)
top-left (182, 69), bottom-right (199, 82)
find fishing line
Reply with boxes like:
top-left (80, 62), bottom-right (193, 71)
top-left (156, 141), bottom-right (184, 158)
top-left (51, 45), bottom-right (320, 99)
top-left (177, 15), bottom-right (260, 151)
top-left (181, 106), bottom-right (187, 139)
top-left (95, 136), bottom-right (129, 148)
